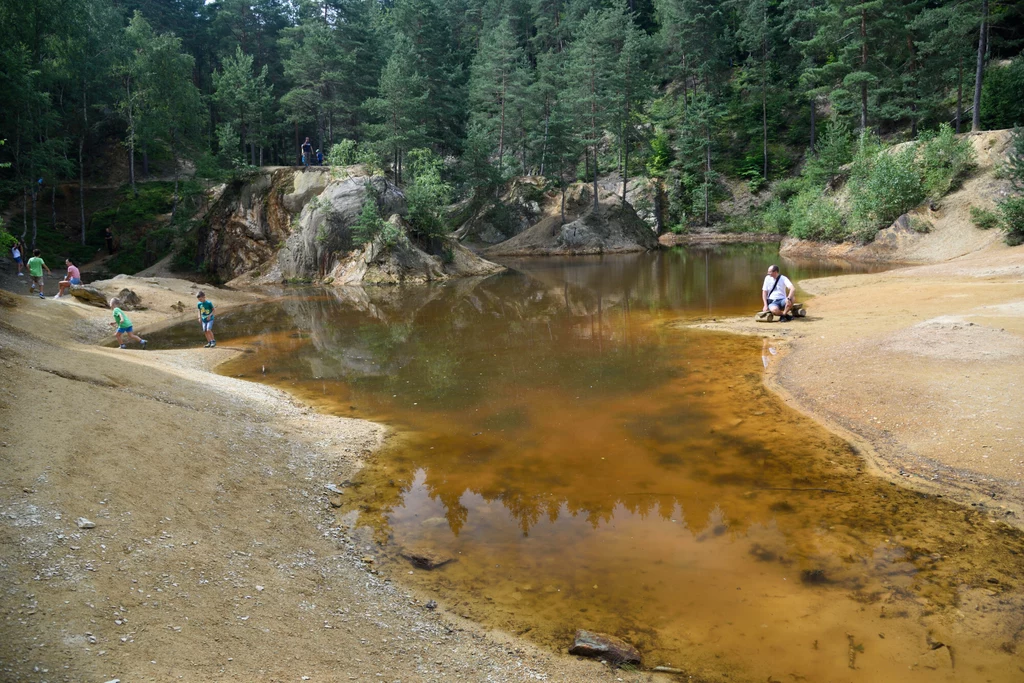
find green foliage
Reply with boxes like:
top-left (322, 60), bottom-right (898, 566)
top-left (981, 56), bottom-right (1024, 130)
top-left (761, 198), bottom-right (791, 234)
top-left (918, 124), bottom-right (976, 200)
top-left (970, 206), bottom-right (1001, 230)
top-left (1007, 128), bottom-right (1024, 192)
top-left (328, 140), bottom-right (359, 167)
top-left (847, 137), bottom-right (924, 240)
top-left (1000, 197), bottom-right (1024, 246)
top-left (802, 119), bottom-right (853, 188)
top-left (646, 134), bottom-right (672, 179)
top-left (352, 184), bottom-right (386, 246)
top-left (788, 188), bottom-right (844, 241)
top-left (404, 149), bottom-right (453, 241)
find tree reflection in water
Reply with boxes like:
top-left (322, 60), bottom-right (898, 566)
top-left (191, 248), bottom-right (1024, 683)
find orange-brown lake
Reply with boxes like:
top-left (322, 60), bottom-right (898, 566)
top-left (159, 246), bottom-right (1024, 682)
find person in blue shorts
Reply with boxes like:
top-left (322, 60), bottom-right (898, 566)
top-left (109, 298), bottom-right (147, 349)
top-left (197, 290), bottom-right (216, 348)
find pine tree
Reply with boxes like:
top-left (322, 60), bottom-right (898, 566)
top-left (213, 46), bottom-right (274, 165)
top-left (364, 35), bottom-right (429, 184)
top-left (468, 18), bottom-right (528, 178)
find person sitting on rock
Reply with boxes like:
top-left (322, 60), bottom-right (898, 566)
top-left (55, 258), bottom-right (81, 299)
top-left (761, 264), bottom-right (796, 322)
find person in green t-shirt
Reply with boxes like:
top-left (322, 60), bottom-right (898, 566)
top-left (26, 249), bottom-right (51, 299)
top-left (196, 290), bottom-right (216, 348)
top-left (109, 297), bottom-right (147, 349)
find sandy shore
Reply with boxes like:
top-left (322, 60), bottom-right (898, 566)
top-left (687, 243), bottom-right (1024, 528)
top-left (0, 276), bottom-right (653, 683)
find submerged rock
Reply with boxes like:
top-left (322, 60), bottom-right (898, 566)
top-left (568, 629), bottom-right (641, 667)
top-left (400, 546), bottom-right (455, 570)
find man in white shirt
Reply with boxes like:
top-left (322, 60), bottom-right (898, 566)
top-left (761, 264), bottom-right (796, 322)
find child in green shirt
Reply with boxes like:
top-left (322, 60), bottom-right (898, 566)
top-left (196, 290), bottom-right (216, 348)
top-left (109, 298), bottom-right (147, 349)
top-left (26, 249), bottom-right (51, 299)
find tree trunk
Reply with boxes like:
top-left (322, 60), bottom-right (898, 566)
top-left (704, 124), bottom-right (711, 227)
top-left (79, 137), bottom-right (86, 245)
top-left (809, 98), bottom-right (816, 151)
top-left (907, 34), bottom-right (918, 137)
top-left (22, 190), bottom-right (28, 241)
top-left (51, 184), bottom-right (57, 233)
top-left (972, 0), bottom-right (988, 132)
top-left (170, 132), bottom-right (180, 224)
top-left (540, 108), bottom-right (550, 176)
top-left (498, 74), bottom-right (506, 176)
top-left (860, 9), bottom-right (868, 132)
top-left (127, 78), bottom-right (137, 198)
top-left (31, 186), bottom-right (38, 249)
top-left (142, 149), bottom-right (149, 177)
top-left (80, 80), bottom-right (87, 245)
top-left (653, 180), bottom-right (665, 235)
top-left (956, 55), bottom-right (964, 133)
top-left (762, 10), bottom-right (769, 180)
top-left (622, 99), bottom-right (629, 205)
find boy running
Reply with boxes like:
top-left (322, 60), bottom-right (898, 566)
top-left (26, 249), bottom-right (51, 298)
top-left (196, 291), bottom-right (216, 348)
top-left (109, 298), bottom-right (147, 349)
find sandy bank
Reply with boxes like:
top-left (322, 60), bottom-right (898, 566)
top-left (0, 277), bottom-right (652, 682)
top-left (685, 243), bottom-right (1024, 527)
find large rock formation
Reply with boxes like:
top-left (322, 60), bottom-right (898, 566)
top-left (485, 199), bottom-right (659, 257)
top-left (452, 176), bottom-right (548, 244)
top-left (327, 216), bottom-right (503, 285)
top-left (200, 166), bottom-right (504, 286)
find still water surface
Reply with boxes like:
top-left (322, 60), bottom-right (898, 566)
top-left (161, 246), bottom-right (1024, 681)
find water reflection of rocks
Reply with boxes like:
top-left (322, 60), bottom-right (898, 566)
top-left (204, 249), bottom-right (1024, 682)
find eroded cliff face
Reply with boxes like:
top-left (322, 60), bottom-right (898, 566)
top-left (198, 168), bottom-right (300, 278)
top-left (201, 166), bottom-right (503, 286)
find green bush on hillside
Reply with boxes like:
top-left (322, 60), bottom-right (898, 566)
top-left (1000, 197), bottom-right (1024, 246)
top-left (970, 206), bottom-right (1001, 230)
top-left (848, 139), bottom-right (924, 240)
top-left (788, 188), bottom-right (844, 241)
top-left (919, 124), bottom-right (976, 200)
top-left (404, 148), bottom-right (452, 242)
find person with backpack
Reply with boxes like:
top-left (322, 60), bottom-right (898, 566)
top-left (761, 264), bottom-right (796, 322)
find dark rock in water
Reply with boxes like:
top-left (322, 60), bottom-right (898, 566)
top-left (400, 547), bottom-right (455, 570)
top-left (568, 629), bottom-right (641, 667)
top-left (70, 286), bottom-right (109, 308)
top-left (116, 288), bottom-right (144, 310)
top-left (800, 568), bottom-right (831, 584)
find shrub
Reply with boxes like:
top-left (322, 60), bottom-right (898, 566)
top-left (1000, 197), bottom-right (1024, 246)
top-left (970, 206), bottom-right (1001, 230)
top-left (771, 176), bottom-right (806, 202)
top-left (328, 140), bottom-right (358, 166)
top-left (788, 188), bottom-right (844, 241)
top-left (761, 198), bottom-right (791, 234)
top-left (919, 124), bottom-right (976, 200)
top-left (803, 118), bottom-right (853, 188)
top-left (404, 148), bottom-right (452, 241)
top-left (848, 139), bottom-right (924, 239)
top-left (352, 184), bottom-right (386, 246)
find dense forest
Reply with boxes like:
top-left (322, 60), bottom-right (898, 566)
top-left (2, 0), bottom-right (1024, 261)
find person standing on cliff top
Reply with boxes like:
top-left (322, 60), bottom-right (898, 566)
top-left (300, 137), bottom-right (313, 169)
top-left (197, 290), bottom-right (216, 348)
top-left (761, 264), bottom-right (796, 322)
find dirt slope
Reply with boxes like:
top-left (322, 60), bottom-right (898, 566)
top-left (0, 278), bottom-right (662, 683)
top-left (781, 130), bottom-right (1014, 263)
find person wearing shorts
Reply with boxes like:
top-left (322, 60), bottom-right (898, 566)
top-left (197, 290), bottom-right (216, 348)
top-left (11, 243), bottom-right (24, 276)
top-left (761, 264), bottom-right (796, 322)
top-left (110, 298), bottom-right (147, 349)
top-left (55, 258), bottom-right (82, 298)
top-left (26, 249), bottom-right (51, 299)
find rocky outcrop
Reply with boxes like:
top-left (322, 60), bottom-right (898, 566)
top-left (568, 630), bottom-right (641, 667)
top-left (70, 286), bottom-right (109, 308)
top-left (453, 176), bottom-right (548, 244)
top-left (202, 166), bottom-right (505, 287)
top-left (485, 199), bottom-right (659, 257)
top-left (328, 216), bottom-right (504, 286)
top-left (276, 173), bottom-right (406, 281)
top-left (198, 169), bottom-right (296, 279)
